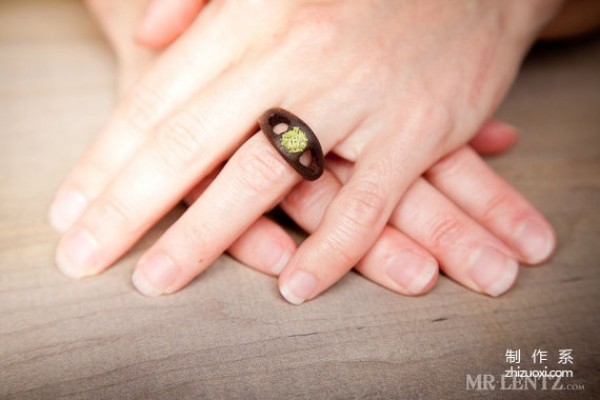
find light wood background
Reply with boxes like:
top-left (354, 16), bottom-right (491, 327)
top-left (1, 1), bottom-right (598, 399)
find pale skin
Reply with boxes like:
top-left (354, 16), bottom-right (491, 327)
top-left (50, 0), bottom-right (585, 304)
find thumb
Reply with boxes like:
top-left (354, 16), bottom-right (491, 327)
top-left (470, 120), bottom-right (519, 156)
top-left (135, 0), bottom-right (207, 49)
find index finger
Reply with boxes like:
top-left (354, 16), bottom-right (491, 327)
top-left (48, 2), bottom-right (242, 231)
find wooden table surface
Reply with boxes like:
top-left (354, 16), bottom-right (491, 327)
top-left (1, 1), bottom-right (599, 399)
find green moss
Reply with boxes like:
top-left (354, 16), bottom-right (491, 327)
top-left (280, 126), bottom-right (308, 153)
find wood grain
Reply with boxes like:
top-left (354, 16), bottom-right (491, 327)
top-left (1, 1), bottom-right (598, 398)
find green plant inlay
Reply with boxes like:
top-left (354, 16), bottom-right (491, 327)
top-left (280, 126), bottom-right (308, 154)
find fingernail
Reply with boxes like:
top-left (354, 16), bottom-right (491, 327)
top-left (386, 251), bottom-right (437, 294)
top-left (132, 254), bottom-right (179, 297)
top-left (493, 121), bottom-right (518, 136)
top-left (55, 228), bottom-right (100, 279)
top-left (513, 220), bottom-right (555, 264)
top-left (279, 270), bottom-right (317, 305)
top-left (468, 247), bottom-right (519, 297)
top-left (48, 188), bottom-right (87, 233)
top-left (260, 241), bottom-right (292, 275)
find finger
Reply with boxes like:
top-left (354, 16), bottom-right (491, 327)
top-left (327, 154), bottom-right (520, 297)
top-left (48, 1), bottom-right (244, 232)
top-left (54, 59), bottom-right (281, 279)
top-left (329, 133), bottom-right (542, 273)
top-left (182, 167), bottom-right (296, 277)
top-left (277, 118), bottom-right (435, 304)
top-left (426, 146), bottom-right (556, 264)
top-left (469, 120), bottom-right (518, 156)
top-left (136, 0), bottom-right (207, 49)
top-left (129, 97), bottom-right (367, 296)
top-left (182, 166), bottom-right (221, 205)
top-left (389, 178), bottom-right (520, 297)
top-left (281, 170), bottom-right (438, 296)
top-left (129, 133), bottom-right (301, 296)
top-left (226, 217), bottom-right (297, 277)
top-left (355, 226), bottom-right (438, 296)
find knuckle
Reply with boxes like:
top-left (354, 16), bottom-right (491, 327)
top-left (428, 216), bottom-right (465, 251)
top-left (93, 194), bottom-right (137, 233)
top-left (181, 222), bottom-right (214, 255)
top-left (319, 231), bottom-right (357, 267)
top-left (71, 159), bottom-right (114, 200)
top-left (154, 111), bottom-right (208, 169)
top-left (235, 145), bottom-right (290, 195)
top-left (479, 191), bottom-right (516, 224)
top-left (348, 54), bottom-right (389, 92)
top-left (285, 7), bottom-right (339, 58)
top-left (340, 180), bottom-right (386, 232)
top-left (122, 82), bottom-right (166, 131)
top-left (427, 148), bottom-right (465, 183)
top-left (427, 102), bottom-right (457, 147)
top-left (403, 102), bottom-right (456, 151)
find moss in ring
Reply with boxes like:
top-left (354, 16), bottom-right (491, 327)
top-left (280, 126), bottom-right (308, 154)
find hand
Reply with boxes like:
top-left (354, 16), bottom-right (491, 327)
top-left (51, 0), bottom-right (558, 303)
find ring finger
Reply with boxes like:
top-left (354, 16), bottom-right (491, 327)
top-left (127, 91), bottom-right (369, 295)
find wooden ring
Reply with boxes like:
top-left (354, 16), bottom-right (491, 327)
top-left (259, 108), bottom-right (324, 181)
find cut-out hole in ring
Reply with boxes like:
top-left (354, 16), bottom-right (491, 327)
top-left (299, 149), bottom-right (312, 167)
top-left (259, 107), bottom-right (324, 181)
top-left (273, 122), bottom-right (289, 135)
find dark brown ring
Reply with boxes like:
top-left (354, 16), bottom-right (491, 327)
top-left (258, 108), bottom-right (324, 181)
